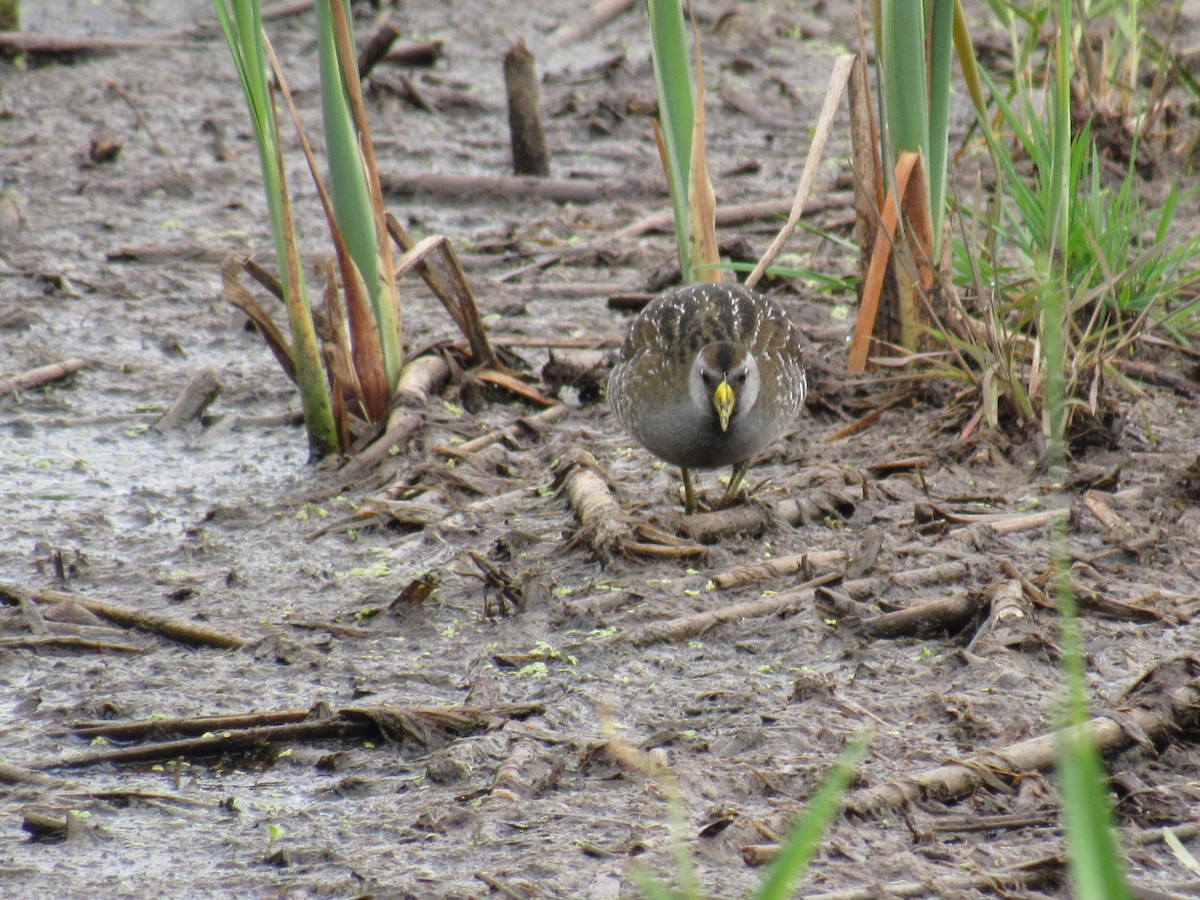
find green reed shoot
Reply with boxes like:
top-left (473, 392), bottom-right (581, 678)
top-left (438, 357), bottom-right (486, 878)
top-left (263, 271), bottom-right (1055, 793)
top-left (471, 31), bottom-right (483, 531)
top-left (212, 0), bottom-right (338, 458)
top-left (1041, 3), bottom-right (1131, 896)
top-left (875, 0), bottom-right (954, 257)
top-left (316, 0), bottom-right (403, 392)
top-left (644, 0), bottom-right (696, 281)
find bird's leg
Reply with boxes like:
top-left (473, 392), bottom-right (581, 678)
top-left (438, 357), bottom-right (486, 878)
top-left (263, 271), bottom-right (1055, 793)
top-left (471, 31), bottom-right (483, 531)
top-left (681, 467), bottom-right (699, 515)
top-left (718, 462), bottom-right (749, 508)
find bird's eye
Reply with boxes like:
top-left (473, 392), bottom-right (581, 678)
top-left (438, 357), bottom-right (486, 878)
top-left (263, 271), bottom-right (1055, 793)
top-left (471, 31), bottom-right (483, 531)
top-left (700, 371), bottom-right (712, 385)
top-left (733, 371), bottom-right (747, 385)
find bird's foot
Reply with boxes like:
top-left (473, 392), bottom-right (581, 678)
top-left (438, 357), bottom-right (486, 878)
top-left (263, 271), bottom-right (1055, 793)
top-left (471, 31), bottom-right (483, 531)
top-left (681, 468), bottom-right (700, 515)
top-left (713, 463), bottom-right (750, 509)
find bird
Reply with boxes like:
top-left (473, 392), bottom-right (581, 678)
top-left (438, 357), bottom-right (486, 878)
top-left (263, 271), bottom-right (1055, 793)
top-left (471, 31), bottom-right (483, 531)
top-left (608, 281), bottom-right (807, 514)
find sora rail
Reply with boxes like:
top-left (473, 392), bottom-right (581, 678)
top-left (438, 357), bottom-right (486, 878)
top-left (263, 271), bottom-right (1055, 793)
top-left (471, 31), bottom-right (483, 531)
top-left (609, 282), bottom-right (807, 513)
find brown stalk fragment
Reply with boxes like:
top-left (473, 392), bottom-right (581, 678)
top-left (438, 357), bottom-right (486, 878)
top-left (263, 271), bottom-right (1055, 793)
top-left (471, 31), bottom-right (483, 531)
top-left (152, 368), bottom-right (222, 431)
top-left (0, 358), bottom-right (88, 395)
top-left (503, 40), bottom-right (550, 177)
top-left (554, 447), bottom-right (633, 563)
top-left (966, 577), bottom-right (1037, 655)
top-left (438, 403), bottom-right (568, 457)
top-left (845, 657), bottom-right (1200, 817)
top-left (555, 448), bottom-right (705, 561)
top-left (0, 582), bottom-right (249, 650)
top-left (39, 703), bottom-right (543, 770)
top-left (394, 355), bottom-right (451, 408)
top-left (861, 592), bottom-right (985, 639)
top-left (840, 560), bottom-right (971, 601)
top-left (384, 40), bottom-right (444, 67)
top-left (385, 217), bottom-right (500, 370)
top-left (476, 368), bottom-right (556, 407)
top-left (468, 551), bottom-right (524, 617)
top-left (915, 502), bottom-right (1068, 536)
top-left (625, 572), bottom-right (842, 646)
top-left (0, 635), bottom-right (147, 653)
top-left (709, 550), bottom-right (848, 590)
top-left (357, 17), bottom-right (401, 80)
top-left (490, 738), bottom-right (564, 800)
top-left (0, 33), bottom-right (189, 56)
top-left (544, 0), bottom-right (637, 50)
top-left (675, 502), bottom-right (773, 543)
top-left (776, 487), bottom-right (859, 527)
top-left (380, 172), bottom-right (662, 204)
top-left (221, 253), bottom-right (296, 383)
top-left (337, 413), bottom-right (424, 483)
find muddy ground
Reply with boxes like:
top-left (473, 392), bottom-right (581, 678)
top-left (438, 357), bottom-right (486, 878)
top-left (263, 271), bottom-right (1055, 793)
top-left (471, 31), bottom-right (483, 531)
top-left (2, 1), bottom-right (1200, 897)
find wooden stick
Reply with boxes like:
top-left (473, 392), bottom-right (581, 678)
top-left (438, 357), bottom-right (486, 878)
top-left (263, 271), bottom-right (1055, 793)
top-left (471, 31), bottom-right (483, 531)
top-left (380, 172), bottom-right (664, 204)
top-left (0, 582), bottom-right (249, 650)
top-left (503, 40), bottom-right (550, 177)
top-left (357, 18), bottom-right (401, 80)
top-left (152, 368), bottom-right (222, 431)
top-left (0, 33), bottom-right (190, 54)
top-left (710, 550), bottom-right (848, 590)
top-left (544, 0), bottom-right (637, 50)
top-left (745, 55), bottom-right (854, 289)
top-left (384, 40), bottom-right (444, 67)
top-left (840, 560), bottom-right (971, 600)
top-left (846, 669), bottom-right (1200, 816)
top-left (555, 447), bottom-right (631, 563)
top-left (0, 635), bottom-right (147, 653)
top-left (0, 358), bottom-right (88, 395)
top-left (861, 591), bottom-right (985, 639)
top-left (39, 703), bottom-right (541, 770)
top-left (394, 355), bottom-right (450, 408)
top-left (438, 403), bottom-right (568, 457)
top-left (625, 572), bottom-right (843, 646)
top-left (676, 503), bottom-right (773, 544)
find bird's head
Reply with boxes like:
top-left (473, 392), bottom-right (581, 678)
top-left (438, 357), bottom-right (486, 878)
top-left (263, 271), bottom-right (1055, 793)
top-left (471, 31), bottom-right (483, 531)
top-left (690, 341), bottom-right (760, 432)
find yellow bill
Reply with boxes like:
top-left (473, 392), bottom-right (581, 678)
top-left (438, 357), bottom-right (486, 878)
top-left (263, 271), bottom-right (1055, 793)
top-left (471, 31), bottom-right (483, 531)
top-left (713, 379), bottom-right (735, 432)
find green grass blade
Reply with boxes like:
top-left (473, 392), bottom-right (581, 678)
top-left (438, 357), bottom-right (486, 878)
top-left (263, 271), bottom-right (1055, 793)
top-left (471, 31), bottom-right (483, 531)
top-left (316, 0), bottom-right (378, 303)
top-left (1042, 5), bottom-right (1130, 896)
top-left (270, 84), bottom-right (340, 458)
top-left (752, 732), bottom-right (871, 900)
top-left (630, 873), bottom-right (682, 900)
top-left (213, 0), bottom-right (287, 280)
top-left (926, 0), bottom-right (954, 256)
top-left (880, 0), bottom-right (929, 173)
top-left (1055, 579), bottom-right (1132, 900)
top-left (317, 0), bottom-right (402, 391)
top-left (213, 0), bottom-right (338, 456)
top-left (645, 0), bottom-right (696, 281)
